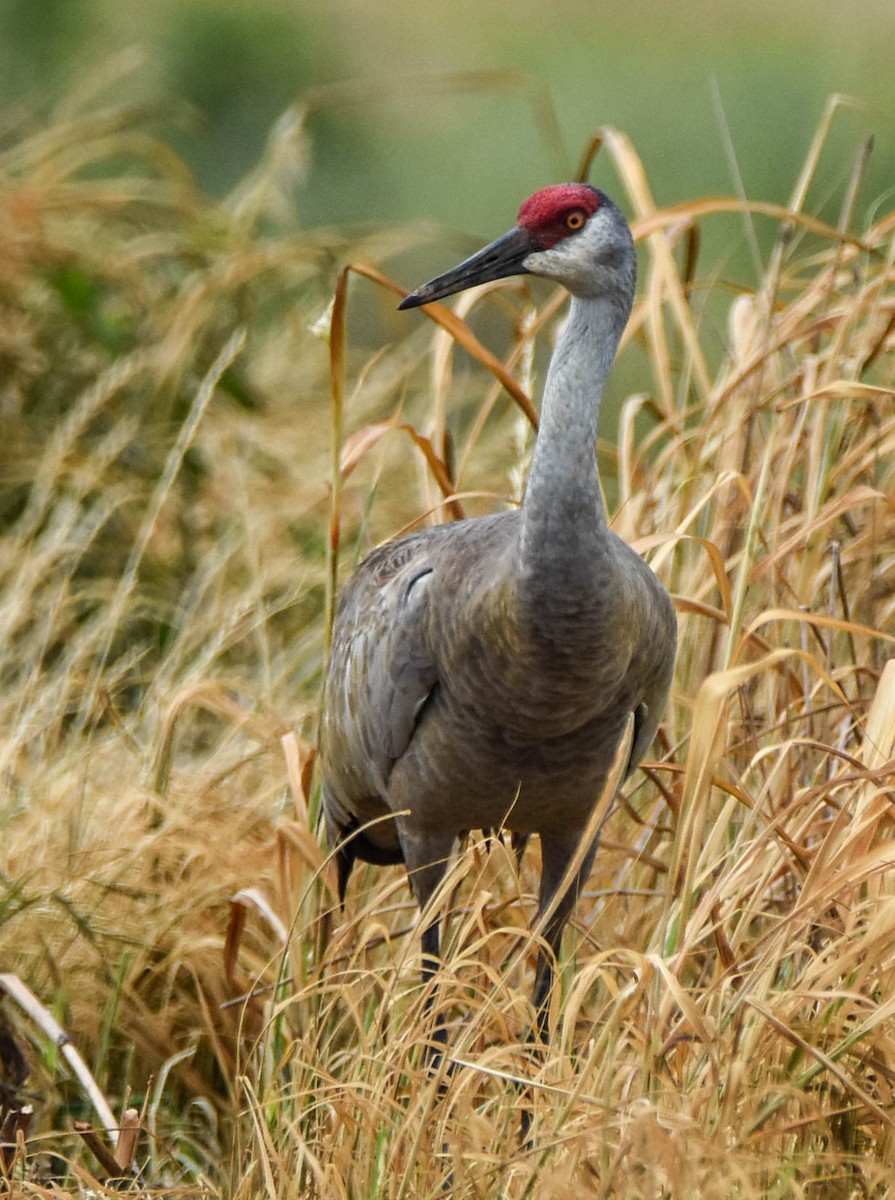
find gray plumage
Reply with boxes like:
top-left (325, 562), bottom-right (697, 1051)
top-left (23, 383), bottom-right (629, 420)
top-left (319, 184), bottom-right (676, 1049)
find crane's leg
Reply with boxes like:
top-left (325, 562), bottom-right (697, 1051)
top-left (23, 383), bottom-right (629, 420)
top-left (397, 826), bottom-right (458, 1070)
top-left (513, 830), bottom-right (600, 1145)
top-left (531, 830), bottom-right (600, 1041)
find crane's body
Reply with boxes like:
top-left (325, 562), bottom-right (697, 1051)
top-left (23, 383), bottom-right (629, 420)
top-left (319, 183), bottom-right (676, 1045)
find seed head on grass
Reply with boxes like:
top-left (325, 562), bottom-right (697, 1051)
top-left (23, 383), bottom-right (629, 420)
top-left (1, 83), bottom-right (894, 1197)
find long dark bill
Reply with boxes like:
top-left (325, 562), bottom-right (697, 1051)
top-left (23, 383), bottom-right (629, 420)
top-left (398, 224), bottom-right (534, 310)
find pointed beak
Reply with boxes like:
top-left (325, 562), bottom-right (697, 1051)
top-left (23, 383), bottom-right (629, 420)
top-left (398, 225), bottom-right (535, 310)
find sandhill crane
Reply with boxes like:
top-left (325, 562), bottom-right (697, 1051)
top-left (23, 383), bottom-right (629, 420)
top-left (319, 183), bottom-right (676, 1059)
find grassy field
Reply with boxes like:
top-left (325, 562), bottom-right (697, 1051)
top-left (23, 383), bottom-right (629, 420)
top-left (1, 90), bottom-right (895, 1198)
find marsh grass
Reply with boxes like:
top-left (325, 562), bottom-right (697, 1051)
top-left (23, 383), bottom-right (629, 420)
top-left (1, 88), bottom-right (894, 1198)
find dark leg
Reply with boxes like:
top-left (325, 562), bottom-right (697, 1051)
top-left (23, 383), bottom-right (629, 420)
top-left (420, 916), bottom-right (448, 1069)
top-left (519, 831), bottom-right (601, 1143)
top-left (531, 830), bottom-right (601, 1041)
top-left (392, 827), bottom-right (459, 1194)
top-left (396, 826), bottom-right (457, 1071)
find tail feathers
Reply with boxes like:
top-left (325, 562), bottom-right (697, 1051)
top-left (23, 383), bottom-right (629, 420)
top-left (479, 828), bottom-right (530, 868)
top-left (332, 816), bottom-right (405, 907)
top-left (510, 831), bottom-right (530, 867)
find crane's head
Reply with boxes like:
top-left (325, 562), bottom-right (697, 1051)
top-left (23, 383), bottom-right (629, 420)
top-left (399, 183), bottom-right (635, 311)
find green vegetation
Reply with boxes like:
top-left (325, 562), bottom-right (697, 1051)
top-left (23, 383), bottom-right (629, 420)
top-left (1, 84), bottom-right (894, 1198)
top-left (2, 0), bottom-right (895, 235)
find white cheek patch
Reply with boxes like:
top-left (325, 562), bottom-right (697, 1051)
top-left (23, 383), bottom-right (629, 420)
top-left (523, 243), bottom-right (580, 281)
top-left (523, 249), bottom-right (563, 277)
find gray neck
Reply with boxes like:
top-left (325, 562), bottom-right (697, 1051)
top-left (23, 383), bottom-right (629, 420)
top-left (518, 292), bottom-right (629, 590)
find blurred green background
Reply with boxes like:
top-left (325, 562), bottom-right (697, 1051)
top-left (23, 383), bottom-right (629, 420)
top-left (2, 0), bottom-right (893, 260)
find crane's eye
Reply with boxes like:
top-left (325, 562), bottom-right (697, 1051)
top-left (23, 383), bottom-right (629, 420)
top-left (564, 209), bottom-right (586, 231)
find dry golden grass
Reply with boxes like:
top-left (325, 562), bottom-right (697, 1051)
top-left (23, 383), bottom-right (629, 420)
top-left (1, 90), bottom-right (894, 1197)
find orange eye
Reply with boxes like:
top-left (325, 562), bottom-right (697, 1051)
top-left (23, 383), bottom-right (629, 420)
top-left (564, 209), bottom-right (586, 231)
